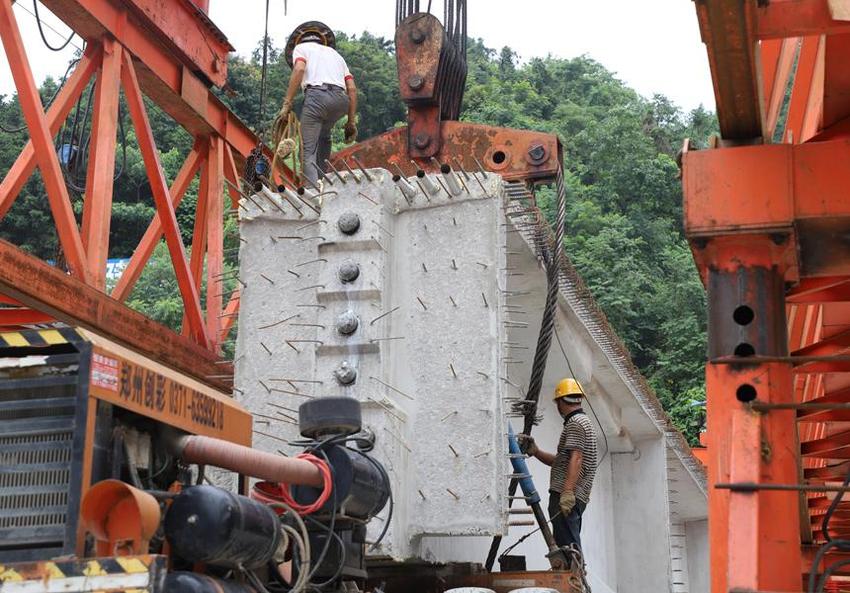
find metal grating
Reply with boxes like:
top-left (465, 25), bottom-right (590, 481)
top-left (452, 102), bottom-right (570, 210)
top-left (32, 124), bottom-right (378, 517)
top-left (0, 354), bottom-right (87, 562)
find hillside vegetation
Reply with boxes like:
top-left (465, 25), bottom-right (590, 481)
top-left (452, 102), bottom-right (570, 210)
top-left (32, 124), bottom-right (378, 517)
top-left (0, 33), bottom-right (716, 443)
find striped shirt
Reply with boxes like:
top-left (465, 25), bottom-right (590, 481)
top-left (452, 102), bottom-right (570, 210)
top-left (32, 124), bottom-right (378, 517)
top-left (549, 410), bottom-right (598, 503)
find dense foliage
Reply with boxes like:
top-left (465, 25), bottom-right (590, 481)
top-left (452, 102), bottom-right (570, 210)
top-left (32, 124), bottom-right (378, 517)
top-left (0, 33), bottom-right (715, 443)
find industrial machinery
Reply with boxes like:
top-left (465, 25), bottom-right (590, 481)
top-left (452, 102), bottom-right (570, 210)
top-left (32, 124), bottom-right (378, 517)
top-left (0, 0), bottom-right (574, 591)
top-left (0, 324), bottom-right (388, 593)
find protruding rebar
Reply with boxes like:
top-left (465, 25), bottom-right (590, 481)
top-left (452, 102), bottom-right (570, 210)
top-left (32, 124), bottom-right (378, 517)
top-left (351, 156), bottom-right (374, 182)
top-left (325, 159), bottom-right (346, 184)
top-left (340, 159), bottom-right (362, 183)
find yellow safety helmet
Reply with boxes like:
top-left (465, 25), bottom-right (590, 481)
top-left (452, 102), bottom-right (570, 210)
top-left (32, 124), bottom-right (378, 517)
top-left (554, 378), bottom-right (584, 403)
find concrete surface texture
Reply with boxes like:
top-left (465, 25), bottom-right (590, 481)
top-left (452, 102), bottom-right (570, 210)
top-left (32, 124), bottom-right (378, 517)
top-left (233, 168), bottom-right (708, 591)
top-left (234, 167), bottom-right (509, 559)
top-left (413, 190), bottom-right (708, 593)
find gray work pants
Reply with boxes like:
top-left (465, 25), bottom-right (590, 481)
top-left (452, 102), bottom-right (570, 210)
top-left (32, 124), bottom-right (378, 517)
top-left (300, 84), bottom-right (349, 184)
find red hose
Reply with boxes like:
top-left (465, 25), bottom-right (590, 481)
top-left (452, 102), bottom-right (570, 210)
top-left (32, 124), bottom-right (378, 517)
top-left (251, 453), bottom-right (333, 515)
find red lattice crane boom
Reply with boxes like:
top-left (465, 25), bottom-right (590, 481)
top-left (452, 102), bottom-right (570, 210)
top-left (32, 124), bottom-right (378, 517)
top-left (0, 0), bottom-right (295, 389)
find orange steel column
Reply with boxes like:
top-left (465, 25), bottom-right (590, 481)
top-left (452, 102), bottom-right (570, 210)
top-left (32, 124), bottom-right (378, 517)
top-left (702, 235), bottom-right (801, 592)
top-left (81, 37), bottom-right (122, 288)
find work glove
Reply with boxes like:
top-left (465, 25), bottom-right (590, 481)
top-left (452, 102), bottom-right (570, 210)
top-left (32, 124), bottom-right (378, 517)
top-left (516, 433), bottom-right (538, 456)
top-left (272, 100), bottom-right (292, 144)
top-left (560, 490), bottom-right (577, 516)
top-left (344, 120), bottom-right (358, 143)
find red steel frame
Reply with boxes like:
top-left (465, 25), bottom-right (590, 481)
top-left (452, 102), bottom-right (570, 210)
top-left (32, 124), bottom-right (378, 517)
top-left (686, 0), bottom-right (850, 590)
top-left (0, 0), bottom-right (292, 387)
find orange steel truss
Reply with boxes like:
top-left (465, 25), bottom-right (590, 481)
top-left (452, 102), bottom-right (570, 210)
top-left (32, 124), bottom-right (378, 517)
top-left (685, 1), bottom-right (850, 591)
top-left (0, 0), bottom-right (289, 387)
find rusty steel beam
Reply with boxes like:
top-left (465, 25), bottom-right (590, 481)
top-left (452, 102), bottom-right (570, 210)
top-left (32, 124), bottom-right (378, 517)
top-left (0, 239), bottom-right (229, 390)
top-left (794, 328), bottom-right (850, 358)
top-left (805, 462), bottom-right (850, 479)
top-left (333, 122), bottom-right (562, 183)
top-left (694, 0), bottom-right (764, 140)
top-left (117, 0), bottom-right (232, 86)
top-left (757, 0), bottom-right (850, 39)
top-left (0, 308), bottom-right (53, 326)
top-left (40, 0), bottom-right (230, 88)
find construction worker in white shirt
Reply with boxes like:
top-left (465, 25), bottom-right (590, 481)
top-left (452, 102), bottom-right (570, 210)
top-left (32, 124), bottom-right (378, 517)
top-left (273, 21), bottom-right (358, 184)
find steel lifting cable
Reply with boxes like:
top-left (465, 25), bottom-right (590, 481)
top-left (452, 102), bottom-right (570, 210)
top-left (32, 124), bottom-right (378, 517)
top-left (518, 163), bottom-right (568, 434)
top-left (485, 163), bottom-right (568, 572)
top-left (257, 0), bottom-right (271, 144)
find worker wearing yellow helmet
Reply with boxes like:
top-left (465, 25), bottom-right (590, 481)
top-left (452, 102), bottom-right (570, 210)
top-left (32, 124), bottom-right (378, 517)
top-left (273, 21), bottom-right (358, 184)
top-left (519, 378), bottom-right (598, 553)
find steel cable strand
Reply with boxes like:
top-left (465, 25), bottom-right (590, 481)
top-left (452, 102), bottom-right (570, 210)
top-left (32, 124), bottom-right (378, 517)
top-left (519, 165), bottom-right (567, 434)
top-left (487, 165), bottom-right (568, 571)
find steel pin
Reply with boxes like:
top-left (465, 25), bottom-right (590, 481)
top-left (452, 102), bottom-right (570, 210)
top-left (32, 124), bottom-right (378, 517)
top-left (359, 191), bottom-right (379, 205)
top-left (325, 160), bottom-right (347, 184)
top-left (351, 156), bottom-right (373, 182)
top-left (370, 306), bottom-right (401, 326)
top-left (452, 157), bottom-right (471, 181)
top-left (473, 155), bottom-right (489, 178)
top-left (340, 159), bottom-right (362, 183)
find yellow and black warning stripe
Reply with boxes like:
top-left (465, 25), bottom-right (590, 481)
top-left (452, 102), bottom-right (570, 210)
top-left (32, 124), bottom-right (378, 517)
top-left (0, 554), bottom-right (165, 592)
top-left (0, 327), bottom-right (84, 349)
